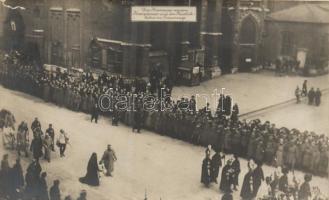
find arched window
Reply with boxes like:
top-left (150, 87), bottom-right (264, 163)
top-left (240, 16), bottom-right (257, 44)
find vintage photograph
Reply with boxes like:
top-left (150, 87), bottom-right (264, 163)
top-left (0, 0), bottom-right (328, 199)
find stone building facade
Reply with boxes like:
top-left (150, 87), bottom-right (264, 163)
top-left (1, 0), bottom-right (270, 80)
top-left (264, 3), bottom-right (329, 71)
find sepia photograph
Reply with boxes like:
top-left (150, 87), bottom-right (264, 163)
top-left (0, 0), bottom-right (329, 199)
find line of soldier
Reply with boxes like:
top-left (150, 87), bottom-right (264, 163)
top-left (0, 154), bottom-right (87, 200)
top-left (1, 55), bottom-right (329, 178)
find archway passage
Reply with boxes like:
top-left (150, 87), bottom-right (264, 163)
top-left (239, 16), bottom-right (257, 72)
top-left (220, 11), bottom-right (234, 74)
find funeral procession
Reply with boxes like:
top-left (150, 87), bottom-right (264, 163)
top-left (0, 0), bottom-right (328, 199)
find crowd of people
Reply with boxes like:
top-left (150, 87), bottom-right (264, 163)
top-left (201, 146), bottom-right (328, 200)
top-left (0, 153), bottom-right (88, 200)
top-left (0, 51), bottom-right (329, 199)
top-left (0, 52), bottom-right (328, 177)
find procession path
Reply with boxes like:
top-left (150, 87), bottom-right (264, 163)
top-left (0, 85), bottom-right (329, 200)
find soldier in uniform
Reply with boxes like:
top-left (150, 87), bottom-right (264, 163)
top-left (132, 106), bottom-right (143, 133)
top-left (295, 86), bottom-right (301, 103)
top-left (315, 88), bottom-right (322, 106)
top-left (298, 174), bottom-right (312, 200)
top-left (46, 124), bottom-right (55, 151)
top-left (100, 144), bottom-right (117, 177)
top-left (31, 117), bottom-right (41, 134)
top-left (286, 141), bottom-right (297, 171)
top-left (308, 87), bottom-right (315, 105)
top-left (302, 80), bottom-right (307, 97)
top-left (311, 144), bottom-right (321, 174)
top-left (91, 103), bottom-right (100, 123)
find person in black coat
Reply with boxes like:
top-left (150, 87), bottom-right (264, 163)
top-left (30, 135), bottom-right (43, 161)
top-left (0, 154), bottom-right (10, 197)
top-left (38, 172), bottom-right (49, 200)
top-left (210, 151), bottom-right (223, 184)
top-left (252, 162), bottom-right (264, 197)
top-left (91, 103), bottom-right (100, 123)
top-left (25, 160), bottom-right (42, 199)
top-left (302, 80), bottom-right (307, 97)
top-left (240, 162), bottom-right (254, 200)
top-left (201, 154), bottom-right (212, 187)
top-left (232, 154), bottom-right (241, 190)
top-left (231, 103), bottom-right (239, 123)
top-left (219, 160), bottom-right (234, 192)
top-left (132, 107), bottom-right (143, 133)
top-left (315, 88), bottom-right (322, 106)
top-left (9, 158), bottom-right (24, 199)
top-left (79, 153), bottom-right (101, 186)
top-left (49, 180), bottom-right (61, 200)
top-left (308, 87), bottom-right (315, 105)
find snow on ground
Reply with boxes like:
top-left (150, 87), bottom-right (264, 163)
top-left (0, 83), bottom-right (329, 200)
top-left (244, 93), bottom-right (329, 134)
top-left (172, 71), bottom-right (329, 114)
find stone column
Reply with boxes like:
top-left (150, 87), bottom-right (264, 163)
top-left (231, 0), bottom-right (241, 70)
top-left (137, 0), bottom-right (150, 77)
top-left (178, 0), bottom-right (192, 69)
top-left (122, 5), bottom-right (132, 76)
top-left (140, 24), bottom-right (151, 77)
top-left (200, 0), bottom-right (208, 49)
top-left (204, 0), bottom-right (222, 71)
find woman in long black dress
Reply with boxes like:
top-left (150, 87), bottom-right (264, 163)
top-left (79, 153), bottom-right (101, 186)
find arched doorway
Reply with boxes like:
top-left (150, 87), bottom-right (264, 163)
top-left (220, 11), bottom-right (234, 73)
top-left (239, 16), bottom-right (257, 72)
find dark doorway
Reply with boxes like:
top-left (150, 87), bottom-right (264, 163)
top-left (220, 11), bottom-right (233, 73)
top-left (239, 16), bottom-right (257, 72)
top-left (24, 42), bottom-right (41, 67)
top-left (51, 41), bottom-right (63, 66)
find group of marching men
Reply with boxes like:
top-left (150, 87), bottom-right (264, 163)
top-left (200, 145), bottom-right (327, 200)
top-left (2, 116), bottom-right (70, 162)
